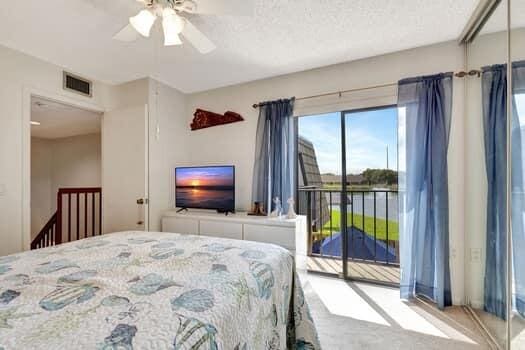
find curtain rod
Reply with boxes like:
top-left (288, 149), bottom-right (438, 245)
top-left (251, 70), bottom-right (481, 109)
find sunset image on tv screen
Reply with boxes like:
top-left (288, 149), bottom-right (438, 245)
top-left (175, 166), bottom-right (234, 211)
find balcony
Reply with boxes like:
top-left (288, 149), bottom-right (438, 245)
top-left (298, 187), bottom-right (400, 285)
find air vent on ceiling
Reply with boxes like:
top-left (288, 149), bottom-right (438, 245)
top-left (63, 72), bottom-right (92, 97)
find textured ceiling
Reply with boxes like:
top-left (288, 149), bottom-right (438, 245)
top-left (0, 0), bottom-right (480, 93)
top-left (31, 97), bottom-right (101, 139)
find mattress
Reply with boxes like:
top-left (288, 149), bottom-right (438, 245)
top-left (0, 231), bottom-right (320, 349)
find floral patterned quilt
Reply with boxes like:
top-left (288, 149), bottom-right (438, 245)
top-left (0, 231), bottom-right (321, 349)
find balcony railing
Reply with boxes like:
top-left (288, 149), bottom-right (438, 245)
top-left (298, 187), bottom-right (399, 267)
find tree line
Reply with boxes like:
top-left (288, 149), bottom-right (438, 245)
top-left (362, 168), bottom-right (398, 185)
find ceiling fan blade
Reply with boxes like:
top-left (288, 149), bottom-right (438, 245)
top-left (113, 24), bottom-right (139, 42)
top-left (181, 19), bottom-right (216, 54)
top-left (193, 0), bottom-right (254, 16)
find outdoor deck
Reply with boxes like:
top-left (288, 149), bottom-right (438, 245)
top-left (307, 256), bottom-right (401, 285)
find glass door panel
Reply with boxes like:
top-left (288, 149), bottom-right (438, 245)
top-left (343, 107), bottom-right (400, 285)
top-left (297, 112), bottom-right (343, 275)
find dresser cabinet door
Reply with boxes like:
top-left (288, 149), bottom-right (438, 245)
top-left (199, 220), bottom-right (243, 240)
top-left (243, 224), bottom-right (295, 250)
top-left (161, 217), bottom-right (199, 235)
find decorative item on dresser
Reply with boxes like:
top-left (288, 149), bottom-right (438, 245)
top-left (190, 108), bottom-right (244, 130)
top-left (161, 210), bottom-right (307, 255)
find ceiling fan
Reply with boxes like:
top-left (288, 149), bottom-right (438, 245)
top-left (113, 0), bottom-right (253, 53)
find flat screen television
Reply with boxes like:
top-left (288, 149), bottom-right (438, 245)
top-left (175, 166), bottom-right (235, 212)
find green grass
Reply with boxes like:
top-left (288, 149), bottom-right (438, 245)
top-left (318, 210), bottom-right (399, 241)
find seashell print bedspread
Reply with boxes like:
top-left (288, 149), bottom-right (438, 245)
top-left (0, 231), bottom-right (321, 349)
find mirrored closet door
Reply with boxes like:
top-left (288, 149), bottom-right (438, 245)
top-left (465, 0), bottom-right (509, 348)
top-left (511, 0), bottom-right (525, 348)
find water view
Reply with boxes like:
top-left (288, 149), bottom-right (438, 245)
top-left (175, 166), bottom-right (235, 210)
top-left (297, 107), bottom-right (400, 270)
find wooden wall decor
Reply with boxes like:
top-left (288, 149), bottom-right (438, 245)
top-left (190, 108), bottom-right (244, 131)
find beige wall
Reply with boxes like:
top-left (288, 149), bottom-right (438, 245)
top-left (0, 40), bottom-right (187, 255)
top-left (185, 40), bottom-right (466, 304)
top-left (30, 137), bottom-right (53, 240)
top-left (0, 44), bottom-right (110, 256)
top-left (148, 79), bottom-right (188, 232)
top-left (1, 38), bottom-right (483, 306)
top-left (30, 134), bottom-right (101, 239)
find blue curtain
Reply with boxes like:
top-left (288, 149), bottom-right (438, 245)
top-left (482, 64), bottom-right (508, 319)
top-left (397, 73), bottom-right (453, 309)
top-left (480, 62), bottom-right (525, 320)
top-left (511, 61), bottom-right (525, 318)
top-left (252, 98), bottom-right (296, 213)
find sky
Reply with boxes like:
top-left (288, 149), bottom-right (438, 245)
top-left (298, 107), bottom-right (398, 175)
top-left (176, 166), bottom-right (234, 187)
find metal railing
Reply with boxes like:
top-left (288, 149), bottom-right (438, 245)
top-left (298, 187), bottom-right (399, 266)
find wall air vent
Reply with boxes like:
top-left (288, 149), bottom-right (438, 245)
top-left (63, 72), bottom-right (92, 97)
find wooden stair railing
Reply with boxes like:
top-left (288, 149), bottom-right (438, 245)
top-left (31, 212), bottom-right (57, 250)
top-left (31, 187), bottom-right (102, 249)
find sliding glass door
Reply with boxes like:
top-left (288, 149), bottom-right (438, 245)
top-left (298, 106), bottom-right (399, 284)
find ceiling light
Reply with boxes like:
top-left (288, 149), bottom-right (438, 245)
top-left (30, 121), bottom-right (41, 126)
top-left (130, 9), bottom-right (156, 37)
top-left (162, 8), bottom-right (184, 46)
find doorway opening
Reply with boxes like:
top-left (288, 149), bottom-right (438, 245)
top-left (30, 96), bottom-right (102, 248)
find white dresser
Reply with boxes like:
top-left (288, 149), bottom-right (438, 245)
top-left (161, 210), bottom-right (307, 255)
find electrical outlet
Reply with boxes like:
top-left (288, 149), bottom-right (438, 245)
top-left (0, 184), bottom-right (6, 196)
top-left (451, 248), bottom-right (457, 259)
top-left (471, 248), bottom-right (482, 263)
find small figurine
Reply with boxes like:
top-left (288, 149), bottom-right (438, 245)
top-left (286, 197), bottom-right (297, 219)
top-left (269, 197), bottom-right (282, 218)
top-left (247, 201), bottom-right (266, 216)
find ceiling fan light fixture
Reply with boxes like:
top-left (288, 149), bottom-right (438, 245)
top-left (162, 8), bottom-right (185, 46)
top-left (130, 9), bottom-right (156, 37)
top-left (164, 31), bottom-right (183, 46)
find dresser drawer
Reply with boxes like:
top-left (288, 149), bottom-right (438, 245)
top-left (199, 220), bottom-right (243, 240)
top-left (161, 217), bottom-right (199, 235)
top-left (243, 224), bottom-right (295, 250)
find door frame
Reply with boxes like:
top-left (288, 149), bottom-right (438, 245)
top-left (295, 104), bottom-right (398, 281)
top-left (22, 87), bottom-right (105, 251)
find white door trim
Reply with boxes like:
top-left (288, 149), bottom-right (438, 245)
top-left (144, 103), bottom-right (150, 232)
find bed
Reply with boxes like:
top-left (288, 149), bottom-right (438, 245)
top-left (0, 231), bottom-right (320, 349)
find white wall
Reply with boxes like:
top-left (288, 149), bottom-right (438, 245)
top-left (51, 133), bottom-right (101, 194)
top-left (100, 77), bottom-right (188, 233)
top-left (0, 44), bottom-right (109, 256)
top-left (0, 38), bottom-right (476, 305)
top-left (0, 41), bottom-right (188, 255)
top-left (185, 40), bottom-right (466, 304)
top-left (148, 79), bottom-right (188, 232)
top-left (30, 137), bottom-right (53, 239)
top-left (30, 134), bottom-right (101, 240)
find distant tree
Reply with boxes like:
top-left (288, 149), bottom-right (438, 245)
top-left (361, 168), bottom-right (398, 185)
